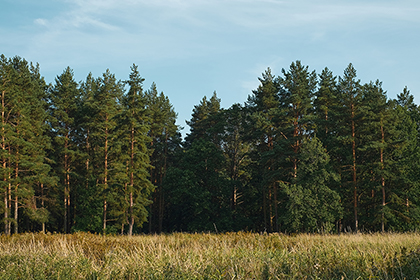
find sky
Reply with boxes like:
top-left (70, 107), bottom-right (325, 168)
top-left (1, 0), bottom-right (420, 136)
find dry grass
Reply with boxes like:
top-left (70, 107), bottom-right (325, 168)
top-left (0, 232), bottom-right (419, 279)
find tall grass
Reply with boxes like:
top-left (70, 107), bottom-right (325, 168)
top-left (0, 232), bottom-right (419, 279)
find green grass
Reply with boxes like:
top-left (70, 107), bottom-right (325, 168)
top-left (0, 232), bottom-right (420, 279)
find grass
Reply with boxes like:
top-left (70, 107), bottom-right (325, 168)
top-left (0, 232), bottom-right (420, 279)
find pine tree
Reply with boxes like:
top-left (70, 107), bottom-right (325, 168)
top-left (335, 63), bottom-right (362, 232)
top-left (277, 60), bottom-right (317, 178)
top-left (114, 64), bottom-right (154, 235)
top-left (185, 91), bottom-right (222, 147)
top-left (246, 67), bottom-right (280, 232)
top-left (0, 55), bottom-right (14, 235)
top-left (164, 92), bottom-right (229, 232)
top-left (0, 56), bottom-right (53, 233)
top-left (358, 80), bottom-right (390, 232)
top-left (397, 86), bottom-right (417, 113)
top-left (164, 138), bottom-right (227, 232)
top-left (274, 61), bottom-right (320, 233)
top-left (221, 104), bottom-right (252, 229)
top-left (145, 82), bottom-right (178, 233)
top-left (28, 62), bottom-right (55, 233)
top-left (72, 73), bottom-right (103, 232)
top-left (388, 89), bottom-right (420, 231)
top-left (90, 69), bottom-right (123, 233)
top-left (48, 67), bottom-right (80, 233)
top-left (314, 67), bottom-right (338, 149)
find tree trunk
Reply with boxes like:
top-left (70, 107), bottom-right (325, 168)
top-left (351, 104), bottom-right (358, 233)
top-left (268, 135), bottom-right (274, 232)
top-left (158, 129), bottom-right (168, 233)
top-left (274, 182), bottom-right (278, 232)
top-left (381, 123), bottom-right (385, 233)
top-left (3, 170), bottom-right (7, 235)
top-left (325, 109), bottom-right (328, 134)
top-left (269, 187), bottom-right (273, 232)
top-left (263, 184), bottom-right (267, 232)
top-left (103, 121), bottom-right (108, 233)
top-left (292, 108), bottom-right (299, 178)
top-left (7, 148), bottom-right (11, 235)
top-left (14, 188), bottom-right (18, 234)
top-left (64, 134), bottom-right (69, 233)
top-left (128, 192), bottom-right (134, 236)
top-left (148, 136), bottom-right (154, 234)
top-left (231, 142), bottom-right (238, 212)
top-left (2, 90), bottom-right (9, 235)
top-left (103, 200), bottom-right (107, 232)
top-left (14, 124), bottom-right (20, 235)
top-left (86, 128), bottom-right (90, 184)
top-left (14, 150), bottom-right (19, 234)
top-left (128, 125), bottom-right (135, 236)
top-left (41, 183), bottom-right (45, 233)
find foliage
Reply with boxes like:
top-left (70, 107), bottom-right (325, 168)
top-left (2, 54), bottom-right (420, 234)
top-left (281, 137), bottom-right (342, 233)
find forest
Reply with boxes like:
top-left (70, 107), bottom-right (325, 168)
top-left (1, 54), bottom-right (420, 235)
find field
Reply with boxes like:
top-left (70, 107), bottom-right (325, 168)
top-left (0, 232), bottom-right (420, 279)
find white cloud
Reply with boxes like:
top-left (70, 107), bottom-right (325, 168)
top-left (66, 14), bottom-right (120, 31)
top-left (6, 0), bottom-right (420, 98)
top-left (30, 0), bottom-right (419, 48)
top-left (34, 18), bottom-right (48, 27)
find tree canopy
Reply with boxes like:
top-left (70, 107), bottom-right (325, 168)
top-left (1, 55), bottom-right (420, 234)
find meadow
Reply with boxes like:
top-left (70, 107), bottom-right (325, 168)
top-left (0, 232), bottom-right (419, 279)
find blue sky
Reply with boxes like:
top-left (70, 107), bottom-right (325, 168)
top-left (1, 0), bottom-right (419, 136)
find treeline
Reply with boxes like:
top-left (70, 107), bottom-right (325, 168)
top-left (1, 55), bottom-right (419, 234)
top-left (0, 55), bottom-right (178, 235)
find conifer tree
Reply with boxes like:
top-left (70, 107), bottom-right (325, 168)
top-left (277, 60), bottom-right (317, 178)
top-left (164, 93), bottom-right (228, 232)
top-left (164, 137), bottom-right (227, 232)
top-left (0, 56), bottom-right (52, 233)
top-left (48, 67), bottom-right (80, 233)
top-left (389, 89), bottom-right (420, 231)
top-left (221, 104), bottom-right (252, 228)
top-left (314, 67), bottom-right (338, 149)
top-left (28, 63), bottom-right (55, 233)
top-left (114, 64), bottom-right (154, 235)
top-left (358, 80), bottom-right (391, 232)
top-left (72, 73), bottom-right (103, 232)
top-left (185, 92), bottom-right (222, 147)
top-left (0, 55), bottom-right (14, 234)
top-left (90, 69), bottom-right (123, 232)
top-left (246, 68), bottom-right (280, 232)
top-left (144, 82), bottom-right (178, 233)
top-left (335, 63), bottom-right (362, 232)
top-left (275, 61), bottom-right (321, 232)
